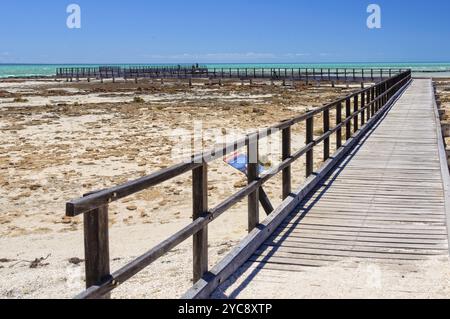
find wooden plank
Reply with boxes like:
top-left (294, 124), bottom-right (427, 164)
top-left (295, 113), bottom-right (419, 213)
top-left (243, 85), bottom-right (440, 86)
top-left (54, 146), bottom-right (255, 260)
top-left (83, 204), bottom-right (110, 299)
top-left (247, 254), bottom-right (420, 269)
top-left (323, 108), bottom-right (330, 160)
top-left (282, 127), bottom-right (291, 199)
top-left (247, 134), bottom-right (259, 232)
top-left (345, 97), bottom-right (352, 139)
top-left (354, 94), bottom-right (359, 131)
top-left (259, 188), bottom-right (274, 216)
top-left (430, 80), bottom-right (450, 254)
top-left (257, 244), bottom-right (439, 260)
top-left (336, 102), bottom-right (342, 148)
top-left (261, 241), bottom-right (447, 257)
top-left (268, 235), bottom-right (448, 249)
top-left (277, 223), bottom-right (448, 235)
top-left (306, 117), bottom-right (314, 177)
top-left (192, 164), bottom-right (208, 283)
top-left (272, 230), bottom-right (448, 243)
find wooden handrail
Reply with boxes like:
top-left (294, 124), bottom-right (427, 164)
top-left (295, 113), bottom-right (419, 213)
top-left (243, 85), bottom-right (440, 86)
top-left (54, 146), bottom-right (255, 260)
top-left (67, 70), bottom-right (412, 299)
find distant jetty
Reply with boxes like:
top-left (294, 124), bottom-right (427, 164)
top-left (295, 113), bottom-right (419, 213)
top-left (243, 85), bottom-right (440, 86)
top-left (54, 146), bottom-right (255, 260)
top-left (55, 66), bottom-right (408, 84)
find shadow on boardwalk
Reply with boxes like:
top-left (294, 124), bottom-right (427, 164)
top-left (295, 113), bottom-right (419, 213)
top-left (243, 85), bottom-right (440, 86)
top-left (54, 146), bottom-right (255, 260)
top-left (213, 101), bottom-right (398, 299)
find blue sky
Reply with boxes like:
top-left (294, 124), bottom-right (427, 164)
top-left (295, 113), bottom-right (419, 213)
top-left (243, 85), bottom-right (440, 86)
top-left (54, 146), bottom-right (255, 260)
top-left (0, 0), bottom-right (449, 63)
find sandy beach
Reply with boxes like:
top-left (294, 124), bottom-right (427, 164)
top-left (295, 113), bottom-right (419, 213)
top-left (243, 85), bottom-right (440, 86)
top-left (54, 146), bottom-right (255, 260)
top-left (0, 77), bottom-right (363, 298)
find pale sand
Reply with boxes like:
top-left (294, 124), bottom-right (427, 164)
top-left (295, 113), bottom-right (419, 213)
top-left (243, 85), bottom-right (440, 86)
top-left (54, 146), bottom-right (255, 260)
top-left (0, 78), bottom-right (380, 299)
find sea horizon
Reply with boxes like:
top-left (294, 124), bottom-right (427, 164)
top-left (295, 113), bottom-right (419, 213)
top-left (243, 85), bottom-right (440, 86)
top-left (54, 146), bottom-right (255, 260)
top-left (2, 62), bottom-right (450, 78)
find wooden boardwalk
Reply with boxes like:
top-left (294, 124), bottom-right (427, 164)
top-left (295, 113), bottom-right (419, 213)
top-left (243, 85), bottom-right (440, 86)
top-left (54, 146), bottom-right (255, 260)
top-left (210, 79), bottom-right (450, 298)
top-left (67, 71), bottom-right (450, 299)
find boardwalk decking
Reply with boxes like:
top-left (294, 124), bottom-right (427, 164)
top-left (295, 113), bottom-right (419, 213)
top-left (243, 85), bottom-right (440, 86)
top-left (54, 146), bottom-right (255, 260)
top-left (211, 79), bottom-right (450, 298)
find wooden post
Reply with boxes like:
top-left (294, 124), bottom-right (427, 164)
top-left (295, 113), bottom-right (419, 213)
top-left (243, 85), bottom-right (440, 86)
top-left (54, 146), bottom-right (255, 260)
top-left (371, 87), bottom-right (376, 116)
top-left (282, 127), bottom-right (291, 199)
top-left (384, 82), bottom-right (388, 104)
top-left (192, 164), bottom-right (208, 283)
top-left (323, 108), bottom-right (330, 160)
top-left (247, 134), bottom-right (259, 232)
top-left (361, 92), bottom-right (366, 126)
top-left (374, 86), bottom-right (378, 112)
top-left (376, 85), bottom-right (380, 111)
top-left (306, 117), bottom-right (314, 177)
top-left (83, 203), bottom-right (110, 299)
top-left (336, 102), bottom-right (342, 149)
top-left (345, 98), bottom-right (352, 139)
top-left (353, 95), bottom-right (359, 132)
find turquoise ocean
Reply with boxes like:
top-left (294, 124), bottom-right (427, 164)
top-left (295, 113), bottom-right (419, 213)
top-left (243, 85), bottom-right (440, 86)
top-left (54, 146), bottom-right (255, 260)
top-left (1, 62), bottom-right (450, 78)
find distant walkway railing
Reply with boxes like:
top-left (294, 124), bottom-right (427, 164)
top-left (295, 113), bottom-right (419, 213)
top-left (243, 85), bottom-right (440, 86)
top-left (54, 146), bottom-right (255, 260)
top-left (65, 70), bottom-right (412, 299)
top-left (56, 66), bottom-right (408, 83)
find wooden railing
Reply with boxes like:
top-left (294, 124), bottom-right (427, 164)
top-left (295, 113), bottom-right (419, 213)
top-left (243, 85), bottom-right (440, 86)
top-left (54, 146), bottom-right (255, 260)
top-left (66, 70), bottom-right (412, 299)
top-left (56, 67), bottom-right (407, 82)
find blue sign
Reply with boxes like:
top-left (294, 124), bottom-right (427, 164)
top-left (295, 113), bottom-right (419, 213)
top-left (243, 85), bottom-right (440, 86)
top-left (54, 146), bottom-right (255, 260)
top-left (224, 152), bottom-right (265, 176)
